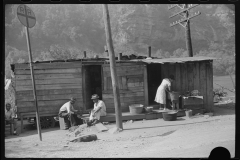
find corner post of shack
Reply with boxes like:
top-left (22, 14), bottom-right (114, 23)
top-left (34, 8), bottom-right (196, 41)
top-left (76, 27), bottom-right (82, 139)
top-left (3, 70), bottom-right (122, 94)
top-left (17, 4), bottom-right (42, 141)
top-left (102, 4), bottom-right (123, 130)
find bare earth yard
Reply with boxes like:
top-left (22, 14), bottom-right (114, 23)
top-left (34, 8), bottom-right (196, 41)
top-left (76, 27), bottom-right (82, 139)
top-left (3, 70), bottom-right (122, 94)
top-left (5, 103), bottom-right (235, 158)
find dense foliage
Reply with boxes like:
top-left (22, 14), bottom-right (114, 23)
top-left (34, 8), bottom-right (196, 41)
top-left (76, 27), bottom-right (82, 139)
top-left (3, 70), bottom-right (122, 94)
top-left (5, 4), bottom-right (235, 78)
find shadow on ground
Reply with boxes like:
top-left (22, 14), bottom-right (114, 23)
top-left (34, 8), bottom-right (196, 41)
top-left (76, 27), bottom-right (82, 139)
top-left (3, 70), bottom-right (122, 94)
top-left (213, 103), bottom-right (235, 116)
top-left (5, 122), bottom-right (61, 140)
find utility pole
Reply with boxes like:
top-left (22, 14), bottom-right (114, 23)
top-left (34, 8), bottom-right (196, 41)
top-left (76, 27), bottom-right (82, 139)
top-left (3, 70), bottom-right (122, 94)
top-left (169, 4), bottom-right (201, 57)
top-left (102, 4), bottom-right (123, 131)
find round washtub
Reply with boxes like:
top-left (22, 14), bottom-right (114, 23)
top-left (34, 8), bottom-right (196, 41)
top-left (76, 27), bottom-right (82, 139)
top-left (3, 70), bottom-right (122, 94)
top-left (162, 111), bottom-right (178, 121)
top-left (129, 104), bottom-right (144, 114)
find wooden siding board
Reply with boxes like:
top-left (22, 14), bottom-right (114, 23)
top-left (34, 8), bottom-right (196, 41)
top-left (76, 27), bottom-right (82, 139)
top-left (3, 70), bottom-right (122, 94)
top-left (103, 92), bottom-right (144, 99)
top-left (16, 78), bottom-right (82, 86)
top-left (206, 61), bottom-right (213, 112)
top-left (102, 88), bottom-right (144, 94)
top-left (168, 63), bottom-right (176, 91)
top-left (17, 100), bottom-right (83, 108)
top-left (193, 62), bottom-right (200, 91)
top-left (16, 84), bottom-right (82, 91)
top-left (181, 63), bottom-right (188, 94)
top-left (16, 94), bottom-right (83, 101)
top-left (18, 106), bottom-right (60, 113)
top-left (175, 63), bottom-right (181, 93)
top-left (199, 62), bottom-right (207, 110)
top-left (15, 62), bottom-right (82, 70)
top-left (187, 63), bottom-right (194, 92)
top-left (15, 68), bottom-right (82, 75)
top-left (16, 89), bottom-right (82, 96)
top-left (118, 76), bottom-right (123, 89)
top-left (144, 65), bottom-right (149, 106)
top-left (15, 74), bottom-right (82, 80)
top-left (122, 77), bottom-right (127, 89)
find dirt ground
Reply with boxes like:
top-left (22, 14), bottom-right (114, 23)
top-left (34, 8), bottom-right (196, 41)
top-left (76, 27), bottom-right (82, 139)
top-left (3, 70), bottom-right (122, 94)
top-left (5, 103), bottom-right (235, 158)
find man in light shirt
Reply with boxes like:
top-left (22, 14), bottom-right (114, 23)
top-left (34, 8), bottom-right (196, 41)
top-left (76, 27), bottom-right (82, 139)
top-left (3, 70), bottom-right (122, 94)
top-left (87, 94), bottom-right (107, 126)
top-left (58, 97), bottom-right (81, 129)
top-left (5, 103), bottom-right (18, 135)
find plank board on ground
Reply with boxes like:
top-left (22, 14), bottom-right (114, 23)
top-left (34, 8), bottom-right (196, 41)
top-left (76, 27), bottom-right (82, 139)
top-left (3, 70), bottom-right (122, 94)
top-left (95, 123), bottom-right (108, 132)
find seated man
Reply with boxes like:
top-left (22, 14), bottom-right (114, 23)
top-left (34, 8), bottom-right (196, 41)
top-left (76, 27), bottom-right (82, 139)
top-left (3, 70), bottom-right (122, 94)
top-left (87, 94), bottom-right (107, 126)
top-left (5, 103), bottom-right (18, 135)
top-left (58, 97), bottom-right (82, 129)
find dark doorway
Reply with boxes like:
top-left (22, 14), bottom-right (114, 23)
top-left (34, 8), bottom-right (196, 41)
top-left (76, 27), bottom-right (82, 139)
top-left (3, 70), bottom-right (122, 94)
top-left (83, 65), bottom-right (102, 110)
top-left (147, 64), bottom-right (162, 105)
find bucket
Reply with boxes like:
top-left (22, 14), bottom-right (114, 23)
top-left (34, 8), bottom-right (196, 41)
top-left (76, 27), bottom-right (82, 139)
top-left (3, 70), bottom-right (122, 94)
top-left (169, 92), bottom-right (180, 101)
top-left (185, 110), bottom-right (192, 118)
top-left (145, 106), bottom-right (153, 113)
top-left (129, 104), bottom-right (144, 114)
top-left (162, 111), bottom-right (178, 121)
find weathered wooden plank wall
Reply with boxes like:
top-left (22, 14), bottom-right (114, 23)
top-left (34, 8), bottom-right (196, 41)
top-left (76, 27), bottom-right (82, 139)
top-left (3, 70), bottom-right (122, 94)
top-left (15, 62), bottom-right (83, 115)
top-left (206, 61), bottom-right (213, 112)
top-left (181, 63), bottom-right (188, 94)
top-left (175, 63), bottom-right (182, 93)
top-left (187, 63), bottom-right (195, 92)
top-left (199, 61), bottom-right (207, 110)
top-left (102, 63), bottom-right (145, 113)
top-left (160, 61), bottom-right (213, 111)
top-left (168, 63), bottom-right (176, 91)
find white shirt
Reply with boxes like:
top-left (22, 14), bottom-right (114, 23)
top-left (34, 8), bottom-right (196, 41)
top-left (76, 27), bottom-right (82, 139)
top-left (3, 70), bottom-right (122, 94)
top-left (94, 100), bottom-right (106, 116)
top-left (60, 101), bottom-right (75, 113)
top-left (5, 109), bottom-right (15, 120)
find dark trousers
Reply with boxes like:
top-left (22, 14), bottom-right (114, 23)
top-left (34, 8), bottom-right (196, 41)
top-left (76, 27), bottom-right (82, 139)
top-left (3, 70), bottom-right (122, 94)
top-left (59, 111), bottom-right (82, 127)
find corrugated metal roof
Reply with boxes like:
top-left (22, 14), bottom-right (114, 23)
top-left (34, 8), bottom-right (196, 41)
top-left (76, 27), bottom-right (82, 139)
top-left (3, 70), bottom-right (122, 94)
top-left (131, 56), bottom-right (217, 64)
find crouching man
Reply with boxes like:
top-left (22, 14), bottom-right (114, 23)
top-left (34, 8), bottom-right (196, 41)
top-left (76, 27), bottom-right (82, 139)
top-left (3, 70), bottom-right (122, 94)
top-left (58, 97), bottom-right (82, 129)
top-left (87, 94), bottom-right (106, 126)
top-left (5, 103), bottom-right (18, 136)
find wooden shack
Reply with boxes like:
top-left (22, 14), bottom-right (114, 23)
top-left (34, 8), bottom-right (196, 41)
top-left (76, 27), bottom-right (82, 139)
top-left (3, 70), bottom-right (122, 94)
top-left (11, 56), bottom-right (215, 127)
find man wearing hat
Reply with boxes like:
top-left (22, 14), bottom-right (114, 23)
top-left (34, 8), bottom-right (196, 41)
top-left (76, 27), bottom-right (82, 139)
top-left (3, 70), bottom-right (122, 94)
top-left (58, 97), bottom-right (81, 129)
top-left (87, 94), bottom-right (107, 126)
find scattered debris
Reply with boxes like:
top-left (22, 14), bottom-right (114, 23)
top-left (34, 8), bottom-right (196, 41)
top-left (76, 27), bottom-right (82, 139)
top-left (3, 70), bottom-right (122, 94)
top-left (95, 123), bottom-right (108, 132)
top-left (108, 127), bottom-right (123, 134)
top-left (66, 124), bottom-right (88, 137)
